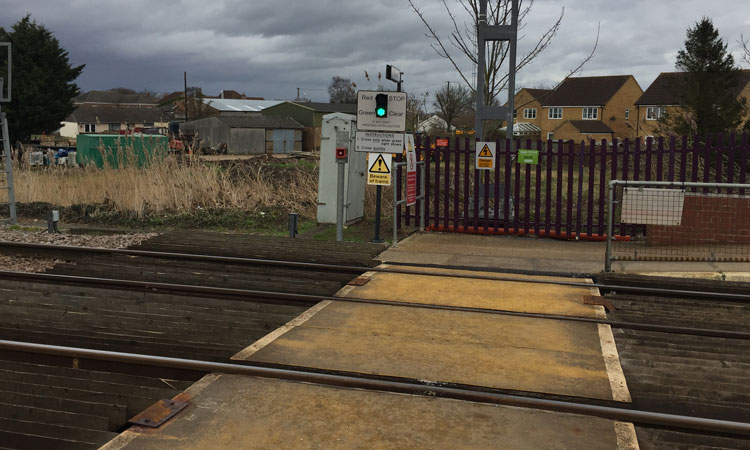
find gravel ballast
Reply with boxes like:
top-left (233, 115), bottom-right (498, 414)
top-left (0, 227), bottom-right (157, 272)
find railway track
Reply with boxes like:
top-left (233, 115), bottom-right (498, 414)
top-left (0, 233), bottom-right (383, 450)
top-left (598, 273), bottom-right (750, 450)
top-left (0, 234), bottom-right (748, 449)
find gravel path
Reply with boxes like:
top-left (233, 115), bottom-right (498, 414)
top-left (0, 227), bottom-right (157, 273)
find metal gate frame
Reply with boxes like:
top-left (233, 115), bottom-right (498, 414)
top-left (605, 180), bottom-right (750, 271)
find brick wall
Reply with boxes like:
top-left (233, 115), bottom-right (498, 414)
top-left (647, 195), bottom-right (750, 245)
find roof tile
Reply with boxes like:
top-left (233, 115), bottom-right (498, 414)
top-left (566, 120), bottom-right (614, 134)
top-left (542, 76), bottom-right (632, 106)
top-left (66, 105), bottom-right (168, 124)
top-left (635, 70), bottom-right (750, 106)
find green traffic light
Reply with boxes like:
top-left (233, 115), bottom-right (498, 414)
top-left (376, 107), bottom-right (386, 117)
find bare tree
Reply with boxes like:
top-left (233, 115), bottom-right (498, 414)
top-left (434, 83), bottom-right (473, 133)
top-left (328, 76), bottom-right (357, 104)
top-left (406, 90), bottom-right (429, 132)
top-left (407, 0), bottom-right (598, 108)
top-left (184, 87), bottom-right (217, 121)
top-left (740, 34), bottom-right (750, 66)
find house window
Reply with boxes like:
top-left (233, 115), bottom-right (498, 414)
top-left (547, 132), bottom-right (554, 140)
top-left (523, 108), bottom-right (537, 119)
top-left (108, 123), bottom-right (120, 131)
top-left (144, 122), bottom-right (154, 128)
top-left (548, 107), bottom-right (562, 119)
top-left (83, 123), bottom-right (96, 133)
top-left (513, 110), bottom-right (517, 119)
top-left (582, 107), bottom-right (598, 120)
top-left (646, 106), bottom-right (665, 120)
top-left (625, 109), bottom-right (630, 120)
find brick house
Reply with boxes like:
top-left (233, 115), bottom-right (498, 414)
top-left (59, 91), bottom-right (169, 137)
top-left (537, 75), bottom-right (643, 142)
top-left (634, 70), bottom-right (750, 138)
top-left (509, 88), bottom-right (551, 138)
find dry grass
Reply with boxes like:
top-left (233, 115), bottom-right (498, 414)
top-left (13, 154), bottom-right (319, 218)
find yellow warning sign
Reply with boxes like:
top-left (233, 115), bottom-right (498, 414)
top-left (367, 153), bottom-right (392, 186)
top-left (369, 154), bottom-right (391, 174)
top-left (477, 159), bottom-right (493, 169)
top-left (475, 141), bottom-right (496, 171)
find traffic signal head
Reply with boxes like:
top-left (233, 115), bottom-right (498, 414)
top-left (375, 93), bottom-right (388, 118)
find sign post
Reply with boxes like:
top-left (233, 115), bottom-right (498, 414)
top-left (405, 135), bottom-right (417, 206)
top-left (335, 145), bottom-right (348, 241)
top-left (0, 42), bottom-right (16, 225)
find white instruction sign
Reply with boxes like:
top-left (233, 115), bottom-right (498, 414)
top-left (355, 131), bottom-right (404, 153)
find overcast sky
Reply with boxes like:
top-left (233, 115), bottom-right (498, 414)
top-left (2, 0), bottom-right (749, 106)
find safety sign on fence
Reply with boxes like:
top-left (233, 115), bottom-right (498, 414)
top-left (367, 153), bottom-right (392, 186)
top-left (518, 148), bottom-right (539, 165)
top-left (405, 134), bottom-right (417, 206)
top-left (475, 141), bottom-right (495, 170)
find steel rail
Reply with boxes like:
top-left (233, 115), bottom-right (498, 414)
top-left (1, 270), bottom-right (748, 340)
top-left (0, 339), bottom-right (748, 436)
top-left (1, 240), bottom-right (749, 302)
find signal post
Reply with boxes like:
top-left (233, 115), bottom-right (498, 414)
top-left (355, 65), bottom-right (407, 243)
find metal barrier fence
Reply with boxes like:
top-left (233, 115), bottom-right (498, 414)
top-left (397, 134), bottom-right (749, 239)
top-left (605, 181), bottom-right (750, 271)
top-left (392, 160), bottom-right (425, 247)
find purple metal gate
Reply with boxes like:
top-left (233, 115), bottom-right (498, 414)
top-left (396, 133), bottom-right (749, 240)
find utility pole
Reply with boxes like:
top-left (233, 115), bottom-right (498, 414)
top-left (1, 42), bottom-right (17, 225)
top-left (183, 72), bottom-right (189, 122)
top-left (371, 65), bottom-right (404, 243)
top-left (473, 0), bottom-right (518, 204)
top-left (474, 0), bottom-right (518, 141)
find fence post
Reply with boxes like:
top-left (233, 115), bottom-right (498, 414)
top-left (605, 180), bottom-right (616, 272)
top-left (420, 162), bottom-right (426, 232)
top-left (393, 167), bottom-right (399, 247)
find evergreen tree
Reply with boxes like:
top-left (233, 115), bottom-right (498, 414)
top-left (661, 18), bottom-right (747, 137)
top-left (0, 15), bottom-right (84, 142)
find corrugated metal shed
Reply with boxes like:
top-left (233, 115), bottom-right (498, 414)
top-left (217, 116), bottom-right (303, 129)
top-left (181, 116), bottom-right (302, 154)
top-left (202, 99), bottom-right (283, 112)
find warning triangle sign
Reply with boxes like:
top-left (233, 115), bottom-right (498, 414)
top-left (369, 154), bottom-right (391, 174)
top-left (478, 144), bottom-right (493, 157)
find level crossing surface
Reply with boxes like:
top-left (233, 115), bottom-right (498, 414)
top-left (105, 264), bottom-right (637, 449)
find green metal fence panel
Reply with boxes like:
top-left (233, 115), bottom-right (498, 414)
top-left (76, 134), bottom-right (168, 168)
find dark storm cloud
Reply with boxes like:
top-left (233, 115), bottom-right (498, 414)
top-left (1, 0), bottom-right (748, 104)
